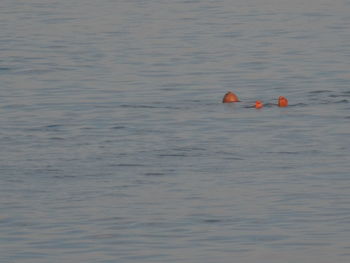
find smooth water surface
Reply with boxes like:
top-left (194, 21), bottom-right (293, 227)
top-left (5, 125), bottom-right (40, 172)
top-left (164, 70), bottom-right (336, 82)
top-left (1, 0), bottom-right (350, 262)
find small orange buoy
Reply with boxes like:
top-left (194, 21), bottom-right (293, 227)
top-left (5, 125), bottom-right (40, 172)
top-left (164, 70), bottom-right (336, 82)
top-left (278, 96), bottom-right (288, 107)
top-left (255, 100), bottom-right (263, 109)
top-left (222, 92), bottom-right (240, 103)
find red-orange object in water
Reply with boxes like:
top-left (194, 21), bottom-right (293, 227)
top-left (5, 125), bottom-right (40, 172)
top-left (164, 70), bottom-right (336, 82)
top-left (222, 92), bottom-right (240, 103)
top-left (278, 96), bottom-right (288, 107)
top-left (255, 100), bottom-right (263, 109)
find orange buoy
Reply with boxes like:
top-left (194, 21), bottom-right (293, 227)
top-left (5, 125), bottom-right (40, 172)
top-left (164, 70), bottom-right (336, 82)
top-left (255, 100), bottom-right (263, 109)
top-left (222, 92), bottom-right (240, 103)
top-left (278, 96), bottom-right (288, 107)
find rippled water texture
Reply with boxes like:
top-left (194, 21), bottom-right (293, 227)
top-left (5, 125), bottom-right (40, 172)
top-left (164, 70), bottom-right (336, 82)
top-left (1, 0), bottom-right (350, 262)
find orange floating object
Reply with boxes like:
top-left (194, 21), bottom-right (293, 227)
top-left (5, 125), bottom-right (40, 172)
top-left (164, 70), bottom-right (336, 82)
top-left (222, 92), bottom-right (240, 103)
top-left (278, 96), bottom-right (288, 107)
top-left (255, 100), bottom-right (263, 109)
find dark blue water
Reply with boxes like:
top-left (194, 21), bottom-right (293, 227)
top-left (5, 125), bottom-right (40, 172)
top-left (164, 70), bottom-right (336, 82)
top-left (1, 0), bottom-right (350, 262)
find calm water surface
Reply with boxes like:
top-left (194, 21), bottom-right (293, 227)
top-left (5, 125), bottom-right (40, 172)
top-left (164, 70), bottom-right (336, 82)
top-left (1, 0), bottom-right (350, 262)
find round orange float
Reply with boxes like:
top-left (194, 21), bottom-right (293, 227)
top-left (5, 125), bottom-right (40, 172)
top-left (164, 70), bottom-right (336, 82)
top-left (278, 96), bottom-right (288, 107)
top-left (222, 92), bottom-right (240, 103)
top-left (255, 100), bottom-right (263, 109)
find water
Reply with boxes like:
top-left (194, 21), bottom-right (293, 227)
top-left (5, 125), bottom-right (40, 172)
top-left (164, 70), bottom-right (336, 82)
top-left (1, 0), bottom-right (350, 262)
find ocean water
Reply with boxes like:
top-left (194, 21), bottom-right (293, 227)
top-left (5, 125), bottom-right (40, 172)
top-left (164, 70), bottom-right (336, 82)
top-left (1, 0), bottom-right (350, 262)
